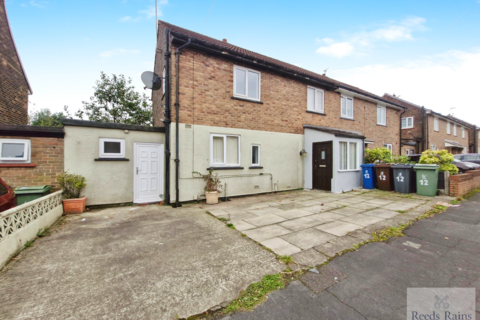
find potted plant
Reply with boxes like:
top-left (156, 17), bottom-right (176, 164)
top-left (57, 171), bottom-right (87, 214)
top-left (193, 169), bottom-right (223, 204)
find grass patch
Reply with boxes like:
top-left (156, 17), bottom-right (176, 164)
top-left (23, 240), bottom-right (34, 248)
top-left (396, 210), bottom-right (407, 214)
top-left (450, 199), bottom-right (461, 205)
top-left (224, 274), bottom-right (285, 313)
top-left (36, 228), bottom-right (51, 238)
top-left (372, 225), bottom-right (407, 242)
top-left (464, 188), bottom-right (480, 199)
top-left (278, 255), bottom-right (293, 264)
top-left (218, 217), bottom-right (230, 222)
top-left (226, 223), bottom-right (235, 229)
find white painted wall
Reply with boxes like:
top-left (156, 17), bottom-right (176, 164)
top-left (64, 126), bottom-right (165, 206)
top-left (169, 123), bottom-right (304, 202)
top-left (304, 128), bottom-right (364, 193)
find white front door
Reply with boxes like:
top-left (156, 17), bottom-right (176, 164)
top-left (134, 143), bottom-right (164, 204)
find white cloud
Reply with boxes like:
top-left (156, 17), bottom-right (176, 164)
top-left (122, 1), bottom-right (168, 22)
top-left (316, 42), bottom-right (355, 58)
top-left (99, 48), bottom-right (140, 58)
top-left (120, 16), bottom-right (132, 22)
top-left (329, 49), bottom-right (480, 124)
top-left (28, 0), bottom-right (48, 8)
top-left (316, 16), bottom-right (427, 58)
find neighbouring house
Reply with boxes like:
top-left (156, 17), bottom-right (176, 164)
top-left (152, 21), bottom-right (406, 204)
top-left (0, 124), bottom-right (64, 189)
top-left (0, 0), bottom-right (32, 125)
top-left (444, 115), bottom-right (478, 154)
top-left (62, 120), bottom-right (165, 206)
top-left (383, 94), bottom-right (471, 155)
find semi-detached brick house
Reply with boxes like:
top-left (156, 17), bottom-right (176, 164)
top-left (153, 21), bottom-right (406, 204)
top-left (0, 0), bottom-right (32, 125)
top-left (383, 94), bottom-right (471, 155)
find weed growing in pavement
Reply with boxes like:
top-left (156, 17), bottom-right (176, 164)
top-left (464, 188), bottom-right (480, 199)
top-left (278, 255), bottom-right (293, 264)
top-left (24, 240), bottom-right (34, 248)
top-left (36, 228), bottom-right (51, 238)
top-left (450, 199), bottom-right (461, 205)
top-left (226, 223), bottom-right (235, 229)
top-left (218, 217), bottom-right (230, 222)
top-left (396, 210), bottom-right (407, 214)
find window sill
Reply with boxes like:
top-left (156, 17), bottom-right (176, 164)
top-left (401, 127), bottom-right (414, 130)
top-left (306, 110), bottom-right (326, 116)
top-left (377, 124), bottom-right (387, 127)
top-left (340, 117), bottom-right (355, 121)
top-left (207, 166), bottom-right (244, 170)
top-left (338, 169), bottom-right (361, 172)
top-left (94, 158), bottom-right (130, 161)
top-left (0, 163), bottom-right (36, 168)
top-left (231, 96), bottom-right (263, 104)
top-left (249, 166), bottom-right (263, 169)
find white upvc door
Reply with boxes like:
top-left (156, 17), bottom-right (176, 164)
top-left (134, 143), bottom-right (164, 204)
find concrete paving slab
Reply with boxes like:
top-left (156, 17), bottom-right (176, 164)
top-left (274, 209), bottom-right (314, 219)
top-left (315, 221), bottom-right (363, 237)
top-left (340, 213), bottom-right (385, 227)
top-left (314, 236), bottom-right (363, 257)
top-left (209, 209), bottom-right (230, 217)
top-left (281, 228), bottom-right (337, 250)
top-left (218, 212), bottom-right (259, 221)
top-left (329, 207), bottom-right (367, 216)
top-left (363, 208), bottom-right (399, 219)
top-left (232, 220), bottom-right (256, 231)
top-left (364, 199), bottom-right (395, 206)
top-left (278, 217), bottom-right (324, 231)
top-left (297, 199), bottom-right (326, 207)
top-left (348, 202), bottom-right (379, 210)
top-left (247, 207), bottom-right (285, 216)
top-left (260, 238), bottom-right (302, 256)
top-left (274, 203), bottom-right (311, 211)
top-left (243, 225), bottom-right (293, 242)
top-left (246, 202), bottom-right (281, 210)
top-left (301, 204), bottom-right (336, 214)
top-left (308, 212), bottom-right (345, 223)
top-left (244, 213), bottom-right (287, 227)
top-left (291, 248), bottom-right (328, 266)
top-left (0, 205), bottom-right (284, 320)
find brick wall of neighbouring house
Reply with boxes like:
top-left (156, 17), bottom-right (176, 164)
top-left (449, 170), bottom-right (480, 197)
top-left (0, 136), bottom-right (64, 189)
top-left (0, 0), bottom-right (29, 125)
top-left (427, 116), bottom-right (470, 154)
top-left (159, 45), bottom-right (402, 153)
top-left (152, 22), bottom-right (168, 127)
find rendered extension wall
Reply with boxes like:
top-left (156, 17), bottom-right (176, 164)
top-left (64, 126), bottom-right (165, 206)
top-left (169, 123), bottom-right (304, 203)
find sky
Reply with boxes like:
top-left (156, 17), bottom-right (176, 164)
top-left (5, 0), bottom-right (480, 124)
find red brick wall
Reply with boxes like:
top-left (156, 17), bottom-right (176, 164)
top-left (156, 44), bottom-right (402, 153)
top-left (0, 0), bottom-right (29, 125)
top-left (449, 170), bottom-right (480, 197)
top-left (0, 136), bottom-right (64, 189)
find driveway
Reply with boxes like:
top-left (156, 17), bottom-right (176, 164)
top-left (0, 205), bottom-right (283, 320)
top-left (200, 189), bottom-right (453, 266)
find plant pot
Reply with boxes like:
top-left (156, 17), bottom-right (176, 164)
top-left (62, 197), bottom-right (88, 214)
top-left (205, 191), bottom-right (219, 204)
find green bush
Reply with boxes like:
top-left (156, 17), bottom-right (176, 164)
top-left (57, 172), bottom-right (87, 199)
top-left (365, 148), bottom-right (392, 164)
top-left (390, 155), bottom-right (411, 164)
top-left (419, 149), bottom-right (458, 175)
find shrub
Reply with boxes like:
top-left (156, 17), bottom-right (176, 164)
top-left (57, 172), bottom-right (87, 199)
top-left (365, 148), bottom-right (392, 164)
top-left (192, 169), bottom-right (223, 192)
top-left (390, 155), bottom-right (411, 164)
top-left (419, 149), bottom-right (458, 175)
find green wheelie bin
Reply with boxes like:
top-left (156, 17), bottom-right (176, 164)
top-left (413, 164), bottom-right (439, 197)
top-left (14, 186), bottom-right (52, 205)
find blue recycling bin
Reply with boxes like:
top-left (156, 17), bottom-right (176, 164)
top-left (360, 164), bottom-right (376, 189)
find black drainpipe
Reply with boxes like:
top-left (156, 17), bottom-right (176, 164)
top-left (173, 38), bottom-right (192, 208)
top-left (421, 106), bottom-right (426, 152)
top-left (164, 28), bottom-right (171, 205)
top-left (399, 108), bottom-right (406, 155)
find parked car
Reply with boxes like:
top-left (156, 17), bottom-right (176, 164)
top-left (454, 153), bottom-right (480, 165)
top-left (453, 159), bottom-right (480, 173)
top-left (0, 178), bottom-right (17, 212)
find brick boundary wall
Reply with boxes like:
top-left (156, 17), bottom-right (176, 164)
top-left (449, 170), bottom-right (480, 197)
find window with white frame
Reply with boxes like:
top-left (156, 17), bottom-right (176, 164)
top-left (341, 96), bottom-right (354, 119)
top-left (401, 117), bottom-right (414, 129)
top-left (431, 145), bottom-right (436, 150)
top-left (453, 125), bottom-right (457, 136)
top-left (384, 144), bottom-right (393, 152)
top-left (339, 141), bottom-right (358, 171)
top-left (251, 145), bottom-right (260, 166)
top-left (0, 139), bottom-right (31, 163)
top-left (233, 66), bottom-right (260, 101)
top-left (307, 86), bottom-right (324, 113)
top-left (377, 106), bottom-right (386, 126)
top-left (462, 127), bottom-right (465, 138)
top-left (99, 138), bottom-right (125, 158)
top-left (434, 117), bottom-right (439, 131)
top-left (411, 149), bottom-right (415, 155)
top-left (447, 122), bottom-right (451, 134)
top-left (210, 134), bottom-right (240, 167)
top-left (406, 149), bottom-right (409, 156)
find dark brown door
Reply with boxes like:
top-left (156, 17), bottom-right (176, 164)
top-left (312, 141), bottom-right (333, 191)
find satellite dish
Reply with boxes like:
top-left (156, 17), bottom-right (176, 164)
top-left (141, 71), bottom-right (162, 90)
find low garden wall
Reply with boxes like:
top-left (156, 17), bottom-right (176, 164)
top-left (0, 190), bottom-right (63, 269)
top-left (449, 170), bottom-right (480, 197)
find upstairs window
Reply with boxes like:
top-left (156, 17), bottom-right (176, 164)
top-left (401, 117), bottom-right (414, 129)
top-left (211, 134), bottom-right (240, 167)
top-left (377, 106), bottom-right (386, 125)
top-left (434, 117), bottom-right (439, 131)
top-left (341, 96), bottom-right (354, 119)
top-left (453, 125), bottom-right (457, 136)
top-left (307, 86), bottom-right (324, 113)
top-left (384, 144), bottom-right (393, 152)
top-left (234, 66), bottom-right (260, 101)
top-left (447, 122), bottom-right (451, 134)
top-left (99, 138), bottom-right (125, 158)
top-left (0, 139), bottom-right (30, 163)
top-left (462, 127), bottom-right (465, 138)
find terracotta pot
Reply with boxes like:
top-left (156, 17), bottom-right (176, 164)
top-left (62, 197), bottom-right (88, 214)
top-left (205, 191), bottom-right (219, 204)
